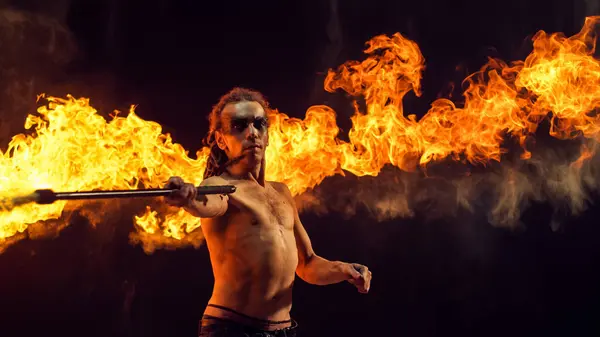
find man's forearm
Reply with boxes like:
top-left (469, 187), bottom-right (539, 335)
top-left (183, 196), bottom-right (227, 218)
top-left (297, 255), bottom-right (352, 285)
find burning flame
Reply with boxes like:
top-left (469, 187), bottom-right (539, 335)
top-left (1, 17), bottom-right (600, 252)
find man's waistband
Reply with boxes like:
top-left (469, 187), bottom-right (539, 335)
top-left (202, 303), bottom-right (295, 331)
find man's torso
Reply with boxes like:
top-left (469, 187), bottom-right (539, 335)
top-left (200, 175), bottom-right (299, 324)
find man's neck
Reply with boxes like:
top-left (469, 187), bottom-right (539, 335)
top-left (226, 163), bottom-right (264, 186)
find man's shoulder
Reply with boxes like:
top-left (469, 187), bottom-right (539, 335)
top-left (200, 175), bottom-right (230, 186)
top-left (267, 181), bottom-right (291, 195)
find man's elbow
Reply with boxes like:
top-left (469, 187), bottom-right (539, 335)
top-left (296, 254), bottom-right (327, 285)
top-left (296, 266), bottom-right (321, 285)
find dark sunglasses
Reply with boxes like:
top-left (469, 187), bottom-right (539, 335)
top-left (229, 117), bottom-right (269, 132)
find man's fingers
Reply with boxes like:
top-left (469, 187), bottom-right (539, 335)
top-left (165, 176), bottom-right (184, 189)
top-left (181, 184), bottom-right (197, 200)
top-left (348, 278), bottom-right (363, 290)
top-left (352, 264), bottom-right (364, 279)
top-left (350, 264), bottom-right (372, 293)
top-left (164, 177), bottom-right (197, 207)
top-left (364, 272), bottom-right (371, 292)
top-left (353, 264), bottom-right (370, 281)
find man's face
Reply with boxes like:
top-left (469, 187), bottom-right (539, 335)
top-left (215, 101), bottom-right (269, 166)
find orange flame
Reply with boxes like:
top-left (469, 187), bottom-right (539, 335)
top-left (1, 17), bottom-right (600, 252)
top-left (329, 17), bottom-right (600, 174)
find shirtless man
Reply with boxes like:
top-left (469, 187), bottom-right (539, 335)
top-left (164, 87), bottom-right (372, 337)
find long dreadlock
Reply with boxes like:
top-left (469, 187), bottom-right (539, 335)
top-left (203, 87), bottom-right (271, 179)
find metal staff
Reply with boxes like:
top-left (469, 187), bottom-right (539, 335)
top-left (33, 185), bottom-right (236, 204)
top-left (2, 185), bottom-right (236, 209)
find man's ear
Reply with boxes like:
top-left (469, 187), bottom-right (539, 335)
top-left (215, 131), bottom-right (227, 151)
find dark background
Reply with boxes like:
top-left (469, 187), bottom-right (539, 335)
top-left (0, 0), bottom-right (600, 336)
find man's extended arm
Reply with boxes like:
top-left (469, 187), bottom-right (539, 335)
top-left (293, 215), bottom-right (361, 285)
top-left (165, 176), bottom-right (229, 218)
top-left (275, 182), bottom-right (370, 291)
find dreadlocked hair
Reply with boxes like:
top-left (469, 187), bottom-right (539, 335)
top-left (203, 87), bottom-right (271, 179)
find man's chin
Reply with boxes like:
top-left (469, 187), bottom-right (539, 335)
top-left (239, 152), bottom-right (263, 165)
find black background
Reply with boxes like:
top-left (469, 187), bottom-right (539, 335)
top-left (0, 1), bottom-right (599, 336)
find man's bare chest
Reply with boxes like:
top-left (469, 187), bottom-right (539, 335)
top-left (228, 183), bottom-right (295, 230)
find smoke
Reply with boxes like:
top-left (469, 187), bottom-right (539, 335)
top-left (0, 6), bottom-right (130, 254)
top-left (0, 8), bottom-right (77, 148)
top-left (295, 169), bottom-right (415, 221)
top-left (0, 8), bottom-right (73, 253)
top-left (295, 137), bottom-right (598, 231)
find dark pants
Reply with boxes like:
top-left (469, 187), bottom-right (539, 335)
top-left (199, 316), bottom-right (298, 337)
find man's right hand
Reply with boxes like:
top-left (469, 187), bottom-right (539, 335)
top-left (164, 176), bottom-right (198, 207)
